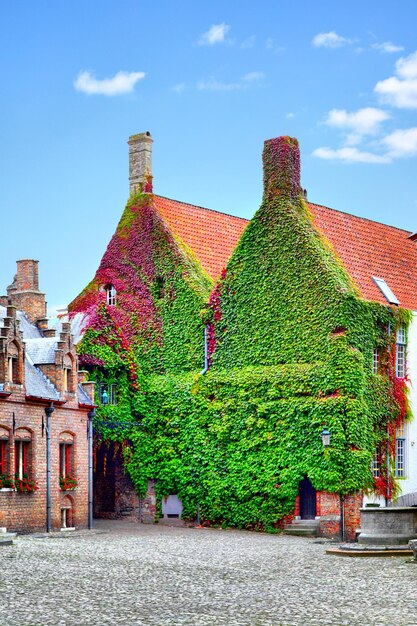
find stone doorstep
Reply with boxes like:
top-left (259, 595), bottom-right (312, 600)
top-left (0, 532), bottom-right (17, 546)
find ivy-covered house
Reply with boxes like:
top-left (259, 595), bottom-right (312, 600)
top-left (69, 132), bottom-right (417, 539)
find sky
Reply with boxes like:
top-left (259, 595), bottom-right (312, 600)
top-left (1, 0), bottom-right (417, 313)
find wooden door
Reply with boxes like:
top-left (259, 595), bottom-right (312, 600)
top-left (299, 477), bottom-right (316, 519)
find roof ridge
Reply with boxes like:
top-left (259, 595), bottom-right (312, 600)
top-left (155, 194), bottom-right (249, 222)
top-left (308, 201), bottom-right (413, 235)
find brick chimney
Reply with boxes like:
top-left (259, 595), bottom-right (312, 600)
top-left (128, 131), bottom-right (153, 195)
top-left (6, 260), bottom-right (47, 323)
top-left (263, 136), bottom-right (301, 201)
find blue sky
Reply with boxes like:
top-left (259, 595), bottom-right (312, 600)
top-left (1, 0), bottom-right (417, 311)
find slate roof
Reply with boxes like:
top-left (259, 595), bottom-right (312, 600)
top-left (25, 354), bottom-right (61, 401)
top-left (1, 306), bottom-right (89, 402)
top-left (24, 338), bottom-right (57, 364)
top-left (78, 383), bottom-right (93, 406)
top-left (153, 196), bottom-right (417, 310)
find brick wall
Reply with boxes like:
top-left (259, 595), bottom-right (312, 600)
top-left (0, 387), bottom-right (89, 533)
top-left (318, 491), bottom-right (362, 541)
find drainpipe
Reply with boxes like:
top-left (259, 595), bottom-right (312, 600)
top-left (200, 326), bottom-right (209, 375)
top-left (44, 402), bottom-right (54, 532)
top-left (87, 408), bottom-right (96, 530)
top-left (340, 495), bottom-right (345, 542)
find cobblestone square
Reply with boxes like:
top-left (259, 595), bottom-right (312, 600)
top-left (1, 520), bottom-right (417, 626)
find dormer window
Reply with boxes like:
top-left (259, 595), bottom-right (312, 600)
top-left (106, 285), bottom-right (116, 306)
top-left (7, 341), bottom-right (20, 384)
top-left (63, 354), bottom-right (74, 392)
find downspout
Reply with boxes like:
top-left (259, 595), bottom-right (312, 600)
top-left (87, 408), bottom-right (96, 530)
top-left (44, 402), bottom-right (54, 532)
top-left (200, 325), bottom-right (209, 375)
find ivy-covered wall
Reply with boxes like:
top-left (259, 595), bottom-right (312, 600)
top-left (71, 137), bottom-right (410, 530)
top-left (69, 187), bottom-right (213, 378)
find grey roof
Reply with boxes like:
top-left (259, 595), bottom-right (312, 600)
top-left (25, 355), bottom-right (61, 401)
top-left (24, 338), bottom-right (58, 364)
top-left (1, 305), bottom-right (87, 403)
top-left (0, 306), bottom-right (42, 339)
top-left (78, 383), bottom-right (93, 406)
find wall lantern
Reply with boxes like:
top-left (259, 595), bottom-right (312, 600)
top-left (320, 426), bottom-right (331, 448)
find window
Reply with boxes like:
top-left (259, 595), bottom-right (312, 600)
top-left (63, 354), bottom-right (74, 392)
top-left (60, 443), bottom-right (73, 478)
top-left (7, 341), bottom-right (20, 384)
top-left (371, 449), bottom-right (380, 478)
top-left (0, 440), bottom-right (6, 475)
top-left (59, 432), bottom-right (75, 479)
top-left (15, 441), bottom-right (29, 479)
top-left (0, 427), bottom-right (10, 478)
top-left (395, 424), bottom-right (407, 478)
top-left (14, 428), bottom-right (32, 479)
top-left (100, 383), bottom-right (117, 405)
top-left (372, 349), bottom-right (379, 374)
top-left (396, 326), bottom-right (407, 378)
top-left (106, 285), bottom-right (116, 306)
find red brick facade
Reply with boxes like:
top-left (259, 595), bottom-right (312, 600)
top-left (0, 261), bottom-right (94, 533)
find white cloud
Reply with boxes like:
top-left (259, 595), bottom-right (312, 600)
top-left (265, 38), bottom-right (284, 53)
top-left (324, 107), bottom-right (390, 145)
top-left (312, 146), bottom-right (390, 164)
top-left (74, 70), bottom-right (145, 96)
top-left (375, 51), bottom-right (417, 108)
top-left (286, 112), bottom-right (295, 119)
top-left (197, 79), bottom-right (243, 92)
top-left (197, 71), bottom-right (264, 92)
top-left (312, 31), bottom-right (351, 48)
top-left (372, 41), bottom-right (404, 53)
top-left (383, 127), bottom-right (417, 157)
top-left (173, 83), bottom-right (185, 94)
top-left (241, 35), bottom-right (255, 49)
top-left (198, 23), bottom-right (230, 45)
top-left (243, 71), bottom-right (265, 82)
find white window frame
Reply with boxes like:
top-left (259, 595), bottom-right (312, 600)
top-left (372, 349), bottom-right (379, 374)
top-left (395, 424), bottom-right (407, 478)
top-left (396, 326), bottom-right (407, 378)
top-left (106, 285), bottom-right (116, 306)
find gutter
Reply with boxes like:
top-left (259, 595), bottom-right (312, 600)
top-left (200, 325), bottom-right (209, 376)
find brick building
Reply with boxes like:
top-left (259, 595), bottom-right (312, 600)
top-left (0, 260), bottom-right (94, 533)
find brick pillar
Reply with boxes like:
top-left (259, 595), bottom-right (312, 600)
top-left (6, 260), bottom-right (46, 323)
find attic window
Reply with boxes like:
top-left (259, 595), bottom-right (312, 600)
top-left (372, 277), bottom-right (400, 306)
top-left (106, 285), bottom-right (116, 306)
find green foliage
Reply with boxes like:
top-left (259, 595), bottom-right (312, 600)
top-left (77, 141), bottom-right (410, 529)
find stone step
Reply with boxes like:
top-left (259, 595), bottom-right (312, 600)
top-left (0, 532), bottom-right (16, 546)
top-left (284, 526), bottom-right (318, 537)
top-left (288, 519), bottom-right (319, 527)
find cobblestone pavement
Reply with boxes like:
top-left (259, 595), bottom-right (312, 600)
top-left (1, 520), bottom-right (417, 626)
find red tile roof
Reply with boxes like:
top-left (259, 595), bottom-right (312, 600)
top-left (308, 203), bottom-right (417, 310)
top-left (154, 194), bottom-right (417, 310)
top-left (154, 195), bottom-right (248, 281)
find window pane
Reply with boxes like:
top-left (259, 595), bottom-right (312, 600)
top-left (395, 438), bottom-right (406, 478)
top-left (396, 345), bottom-right (406, 378)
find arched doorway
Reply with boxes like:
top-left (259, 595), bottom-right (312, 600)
top-left (299, 477), bottom-right (316, 519)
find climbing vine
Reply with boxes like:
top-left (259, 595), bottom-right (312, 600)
top-left (71, 137), bottom-right (411, 529)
